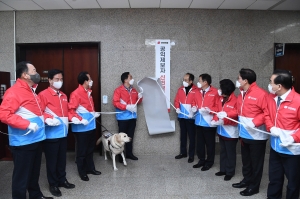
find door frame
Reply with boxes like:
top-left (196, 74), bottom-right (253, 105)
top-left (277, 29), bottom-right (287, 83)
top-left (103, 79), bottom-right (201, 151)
top-left (273, 43), bottom-right (300, 69)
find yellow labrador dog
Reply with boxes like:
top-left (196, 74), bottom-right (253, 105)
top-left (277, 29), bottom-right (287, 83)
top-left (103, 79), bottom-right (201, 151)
top-left (96, 132), bottom-right (131, 171)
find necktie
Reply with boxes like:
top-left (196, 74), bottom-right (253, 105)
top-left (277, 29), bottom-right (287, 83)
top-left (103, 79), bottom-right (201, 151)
top-left (202, 90), bottom-right (206, 98)
top-left (277, 96), bottom-right (282, 107)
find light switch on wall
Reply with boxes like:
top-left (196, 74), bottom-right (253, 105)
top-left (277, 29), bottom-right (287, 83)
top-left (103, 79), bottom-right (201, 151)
top-left (103, 95), bottom-right (108, 104)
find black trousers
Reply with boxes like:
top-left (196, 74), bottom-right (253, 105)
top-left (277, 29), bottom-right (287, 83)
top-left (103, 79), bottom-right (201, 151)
top-left (43, 137), bottom-right (67, 186)
top-left (10, 142), bottom-right (43, 199)
top-left (240, 138), bottom-right (267, 191)
top-left (74, 130), bottom-right (96, 176)
top-left (178, 118), bottom-right (196, 158)
top-left (196, 126), bottom-right (216, 167)
top-left (267, 148), bottom-right (300, 199)
top-left (219, 138), bottom-right (238, 176)
top-left (117, 119), bottom-right (136, 156)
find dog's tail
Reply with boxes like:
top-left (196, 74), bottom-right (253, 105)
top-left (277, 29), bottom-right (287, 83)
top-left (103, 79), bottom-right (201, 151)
top-left (96, 137), bottom-right (102, 145)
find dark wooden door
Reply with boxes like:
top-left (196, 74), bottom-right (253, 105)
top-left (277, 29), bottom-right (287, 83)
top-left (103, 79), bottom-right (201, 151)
top-left (17, 43), bottom-right (100, 150)
top-left (274, 44), bottom-right (300, 93)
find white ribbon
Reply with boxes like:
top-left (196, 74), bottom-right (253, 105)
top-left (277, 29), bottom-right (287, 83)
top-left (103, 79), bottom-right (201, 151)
top-left (209, 110), bottom-right (300, 146)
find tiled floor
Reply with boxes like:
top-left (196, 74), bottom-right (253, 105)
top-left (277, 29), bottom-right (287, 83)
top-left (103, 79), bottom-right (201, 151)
top-left (0, 153), bottom-right (281, 199)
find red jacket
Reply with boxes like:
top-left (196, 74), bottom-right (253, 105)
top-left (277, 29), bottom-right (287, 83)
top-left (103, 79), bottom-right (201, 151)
top-left (0, 79), bottom-right (47, 129)
top-left (174, 85), bottom-right (198, 108)
top-left (113, 85), bottom-right (142, 120)
top-left (237, 82), bottom-right (268, 126)
top-left (174, 84), bottom-right (197, 119)
top-left (265, 89), bottom-right (300, 143)
top-left (0, 79), bottom-right (48, 146)
top-left (39, 87), bottom-right (68, 118)
top-left (68, 84), bottom-right (95, 121)
top-left (39, 87), bottom-right (69, 139)
top-left (213, 92), bottom-right (238, 126)
top-left (237, 82), bottom-right (268, 140)
top-left (192, 86), bottom-right (219, 112)
top-left (113, 85), bottom-right (142, 110)
top-left (192, 86), bottom-right (219, 127)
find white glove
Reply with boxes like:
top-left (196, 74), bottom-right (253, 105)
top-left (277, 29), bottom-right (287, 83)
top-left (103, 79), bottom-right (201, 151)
top-left (94, 112), bottom-right (101, 118)
top-left (176, 108), bottom-right (181, 114)
top-left (81, 119), bottom-right (89, 125)
top-left (126, 105), bottom-right (134, 112)
top-left (138, 93), bottom-right (143, 98)
top-left (280, 135), bottom-right (294, 147)
top-left (191, 106), bottom-right (197, 113)
top-left (270, 127), bottom-right (280, 137)
top-left (28, 123), bottom-right (38, 132)
top-left (243, 119), bottom-right (255, 130)
top-left (45, 118), bottom-right (55, 126)
top-left (52, 118), bottom-right (61, 126)
top-left (71, 117), bottom-right (81, 124)
top-left (199, 108), bottom-right (209, 115)
top-left (204, 107), bottom-right (211, 113)
top-left (217, 111), bottom-right (227, 119)
top-left (215, 119), bottom-right (224, 125)
top-left (210, 120), bottom-right (217, 126)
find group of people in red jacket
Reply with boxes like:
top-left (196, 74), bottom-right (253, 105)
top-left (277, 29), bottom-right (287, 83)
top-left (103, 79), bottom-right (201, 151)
top-left (174, 69), bottom-right (300, 198)
top-left (0, 62), bottom-right (143, 199)
top-left (0, 60), bottom-right (299, 199)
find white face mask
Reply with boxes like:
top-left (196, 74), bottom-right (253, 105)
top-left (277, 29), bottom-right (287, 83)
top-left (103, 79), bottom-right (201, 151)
top-left (268, 84), bottom-right (277, 94)
top-left (183, 81), bottom-right (189, 87)
top-left (129, 79), bottom-right (134, 85)
top-left (197, 82), bottom-right (202, 88)
top-left (88, 80), bottom-right (93, 87)
top-left (218, 89), bottom-right (222, 96)
top-left (235, 80), bottom-right (241, 88)
top-left (53, 81), bottom-right (63, 89)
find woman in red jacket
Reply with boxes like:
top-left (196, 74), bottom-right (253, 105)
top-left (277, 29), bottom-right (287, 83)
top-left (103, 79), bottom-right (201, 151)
top-left (211, 79), bottom-right (238, 181)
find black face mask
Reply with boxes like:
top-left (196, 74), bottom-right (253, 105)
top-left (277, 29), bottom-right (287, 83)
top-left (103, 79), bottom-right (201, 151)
top-left (27, 73), bottom-right (40, 84)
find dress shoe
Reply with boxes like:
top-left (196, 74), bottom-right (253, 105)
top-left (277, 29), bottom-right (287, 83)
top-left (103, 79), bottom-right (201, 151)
top-left (188, 157), bottom-right (194, 163)
top-left (201, 165), bottom-right (210, 171)
top-left (37, 196), bottom-right (54, 199)
top-left (80, 174), bottom-right (89, 181)
top-left (232, 181), bottom-right (249, 188)
top-left (224, 175), bottom-right (233, 181)
top-left (175, 154), bottom-right (187, 159)
top-left (240, 188), bottom-right (259, 196)
top-left (87, 169), bottom-right (101, 175)
top-left (126, 154), bottom-right (138, 160)
top-left (193, 162), bottom-right (204, 168)
top-left (215, 171), bottom-right (226, 176)
top-left (49, 186), bottom-right (61, 197)
top-left (58, 180), bottom-right (75, 189)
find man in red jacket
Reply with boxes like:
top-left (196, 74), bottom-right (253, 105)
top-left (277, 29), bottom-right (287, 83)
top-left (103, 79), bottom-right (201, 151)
top-left (68, 72), bottom-right (101, 181)
top-left (232, 68), bottom-right (268, 197)
top-left (39, 69), bottom-right (75, 197)
top-left (192, 73), bottom-right (219, 171)
top-left (174, 73), bottom-right (197, 163)
top-left (0, 61), bottom-right (53, 199)
top-left (113, 72), bottom-right (143, 161)
top-left (264, 69), bottom-right (300, 199)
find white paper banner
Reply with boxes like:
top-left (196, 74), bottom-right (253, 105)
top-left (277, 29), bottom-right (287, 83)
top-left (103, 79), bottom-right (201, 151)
top-left (155, 40), bottom-right (170, 111)
top-left (137, 77), bottom-right (175, 135)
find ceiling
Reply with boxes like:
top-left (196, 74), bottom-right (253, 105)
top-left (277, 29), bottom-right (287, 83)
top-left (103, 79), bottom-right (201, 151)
top-left (0, 0), bottom-right (299, 11)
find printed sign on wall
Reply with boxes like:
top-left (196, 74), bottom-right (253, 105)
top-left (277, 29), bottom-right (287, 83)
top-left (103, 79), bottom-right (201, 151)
top-left (155, 40), bottom-right (170, 111)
